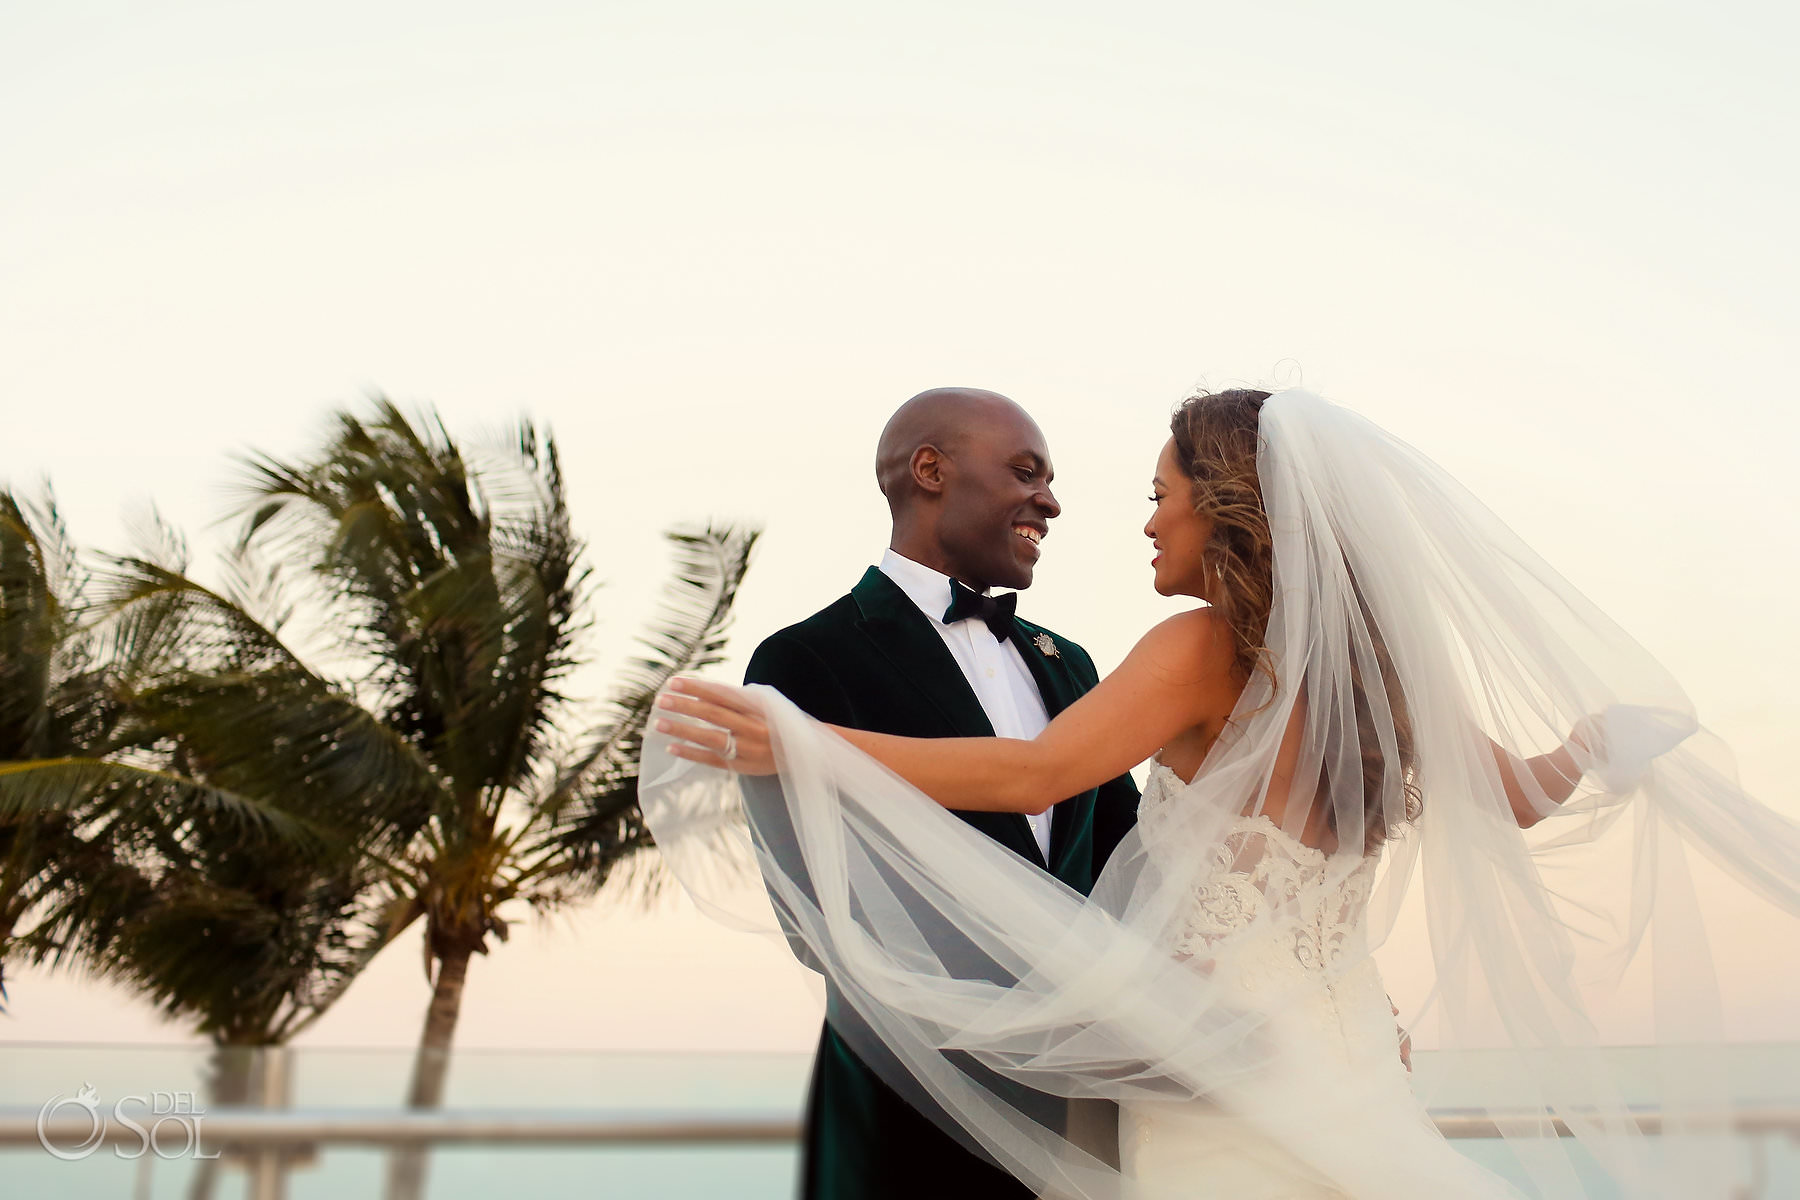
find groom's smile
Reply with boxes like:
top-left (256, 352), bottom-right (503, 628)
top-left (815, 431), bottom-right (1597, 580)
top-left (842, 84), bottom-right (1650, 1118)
top-left (940, 416), bottom-right (1059, 591)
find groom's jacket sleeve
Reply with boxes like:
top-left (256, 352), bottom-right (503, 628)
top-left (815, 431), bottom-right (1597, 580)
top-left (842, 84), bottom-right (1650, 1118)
top-left (741, 632), bottom-right (857, 975)
top-left (1092, 770), bottom-right (1140, 872)
top-left (744, 633), bottom-right (857, 727)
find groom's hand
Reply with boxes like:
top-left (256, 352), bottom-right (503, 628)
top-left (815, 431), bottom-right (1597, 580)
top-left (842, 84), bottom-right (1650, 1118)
top-left (1390, 997), bottom-right (1412, 1073)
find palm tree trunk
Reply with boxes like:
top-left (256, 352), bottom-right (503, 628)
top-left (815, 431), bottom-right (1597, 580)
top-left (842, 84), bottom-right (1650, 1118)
top-left (246, 1046), bottom-right (295, 1200)
top-left (188, 1044), bottom-right (255, 1200)
top-left (384, 945), bottom-right (473, 1200)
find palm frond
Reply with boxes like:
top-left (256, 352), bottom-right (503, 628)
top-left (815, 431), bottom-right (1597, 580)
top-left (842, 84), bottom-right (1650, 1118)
top-left (126, 669), bottom-right (444, 854)
top-left (531, 522), bottom-right (759, 887)
top-left (0, 758), bottom-right (324, 847)
top-left (97, 555), bottom-right (316, 686)
top-left (0, 491), bottom-right (62, 760)
top-left (65, 860), bottom-right (382, 1040)
top-left (460, 429), bottom-right (590, 798)
top-left (216, 540), bottom-right (297, 638)
top-left (8, 832), bottom-right (160, 974)
top-left (281, 887), bottom-right (419, 1040)
top-left (235, 401), bottom-right (512, 756)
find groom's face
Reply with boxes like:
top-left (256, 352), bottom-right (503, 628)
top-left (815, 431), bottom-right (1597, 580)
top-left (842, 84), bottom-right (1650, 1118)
top-left (934, 411), bottom-right (1059, 591)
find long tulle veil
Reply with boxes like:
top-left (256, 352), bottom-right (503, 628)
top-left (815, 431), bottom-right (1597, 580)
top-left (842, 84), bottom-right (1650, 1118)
top-left (640, 388), bottom-right (1800, 1198)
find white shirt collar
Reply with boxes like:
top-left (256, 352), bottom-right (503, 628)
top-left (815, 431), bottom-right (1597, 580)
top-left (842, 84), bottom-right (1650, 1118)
top-left (879, 548), bottom-right (986, 624)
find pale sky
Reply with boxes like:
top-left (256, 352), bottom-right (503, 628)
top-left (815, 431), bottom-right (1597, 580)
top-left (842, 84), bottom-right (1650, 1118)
top-left (2, 1), bottom-right (1796, 1052)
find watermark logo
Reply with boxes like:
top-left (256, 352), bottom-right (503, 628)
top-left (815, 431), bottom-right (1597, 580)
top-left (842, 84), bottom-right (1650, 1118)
top-left (36, 1084), bottom-right (220, 1161)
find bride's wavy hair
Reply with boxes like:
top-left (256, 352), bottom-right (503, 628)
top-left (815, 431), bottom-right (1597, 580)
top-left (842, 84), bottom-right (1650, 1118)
top-left (1170, 388), bottom-right (1421, 852)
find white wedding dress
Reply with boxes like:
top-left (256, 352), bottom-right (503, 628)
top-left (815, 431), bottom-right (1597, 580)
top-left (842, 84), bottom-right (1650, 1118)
top-left (1119, 762), bottom-right (1411, 1199)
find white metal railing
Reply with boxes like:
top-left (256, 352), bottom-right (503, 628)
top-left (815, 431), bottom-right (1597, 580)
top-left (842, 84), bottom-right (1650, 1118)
top-left (6, 1105), bottom-right (1797, 1200)
top-left (9, 1102), bottom-right (1800, 1145)
top-left (3, 1105), bottom-right (802, 1148)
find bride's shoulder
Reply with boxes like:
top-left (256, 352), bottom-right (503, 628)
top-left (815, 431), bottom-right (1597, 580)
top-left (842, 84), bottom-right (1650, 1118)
top-left (1141, 606), bottom-right (1230, 650)
top-left (1128, 608), bottom-right (1234, 684)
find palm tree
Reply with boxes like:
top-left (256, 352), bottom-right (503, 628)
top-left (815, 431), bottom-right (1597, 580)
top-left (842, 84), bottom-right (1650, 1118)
top-left (228, 400), bottom-right (757, 1200)
top-left (3, 403), bottom-right (757, 1200)
top-left (3, 508), bottom-right (415, 1199)
top-left (0, 488), bottom-right (115, 1003)
top-left (0, 493), bottom-right (312, 1010)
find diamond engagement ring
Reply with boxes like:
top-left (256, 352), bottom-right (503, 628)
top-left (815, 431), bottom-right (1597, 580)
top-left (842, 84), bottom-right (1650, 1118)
top-left (721, 730), bottom-right (738, 761)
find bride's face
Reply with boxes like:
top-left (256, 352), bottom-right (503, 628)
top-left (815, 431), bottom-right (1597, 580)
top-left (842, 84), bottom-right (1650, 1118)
top-left (1145, 438), bottom-right (1215, 599)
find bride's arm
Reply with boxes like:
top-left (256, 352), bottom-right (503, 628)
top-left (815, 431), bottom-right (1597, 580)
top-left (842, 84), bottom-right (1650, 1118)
top-left (1488, 717), bottom-right (1602, 828)
top-left (839, 611), bottom-right (1236, 813)
top-left (659, 609), bottom-right (1237, 815)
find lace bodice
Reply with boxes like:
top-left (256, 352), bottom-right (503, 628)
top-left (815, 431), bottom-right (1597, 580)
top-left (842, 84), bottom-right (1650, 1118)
top-left (1124, 763), bottom-right (1409, 1198)
top-left (1140, 760), bottom-right (1377, 978)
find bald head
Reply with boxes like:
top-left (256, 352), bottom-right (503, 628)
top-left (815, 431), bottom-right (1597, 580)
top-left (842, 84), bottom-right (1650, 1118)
top-left (876, 387), bottom-right (1033, 509)
top-left (875, 386), bottom-right (1060, 591)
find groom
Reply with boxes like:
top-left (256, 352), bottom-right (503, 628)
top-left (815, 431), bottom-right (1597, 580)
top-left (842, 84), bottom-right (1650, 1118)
top-left (744, 387), bottom-right (1141, 1200)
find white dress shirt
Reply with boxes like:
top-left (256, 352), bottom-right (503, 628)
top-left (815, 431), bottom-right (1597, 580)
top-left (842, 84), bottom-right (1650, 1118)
top-left (878, 549), bottom-right (1054, 860)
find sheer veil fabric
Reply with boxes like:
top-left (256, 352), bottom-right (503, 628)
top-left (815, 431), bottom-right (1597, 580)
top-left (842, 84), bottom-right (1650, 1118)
top-left (640, 389), bottom-right (1800, 1198)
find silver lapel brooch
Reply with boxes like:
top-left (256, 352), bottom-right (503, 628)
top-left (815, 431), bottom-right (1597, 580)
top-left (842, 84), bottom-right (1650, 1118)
top-left (1032, 632), bottom-right (1060, 658)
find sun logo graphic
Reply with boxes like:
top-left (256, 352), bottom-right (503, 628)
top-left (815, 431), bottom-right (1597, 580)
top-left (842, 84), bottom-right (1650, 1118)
top-left (35, 1083), bottom-right (218, 1160)
top-left (36, 1082), bottom-right (105, 1161)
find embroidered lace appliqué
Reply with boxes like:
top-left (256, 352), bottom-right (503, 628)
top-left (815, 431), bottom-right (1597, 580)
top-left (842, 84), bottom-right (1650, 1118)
top-left (1140, 761), bottom-right (1375, 975)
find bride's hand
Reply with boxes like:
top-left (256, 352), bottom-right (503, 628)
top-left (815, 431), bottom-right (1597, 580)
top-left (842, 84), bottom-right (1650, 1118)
top-left (654, 678), bottom-right (778, 775)
top-left (1567, 713), bottom-right (1607, 760)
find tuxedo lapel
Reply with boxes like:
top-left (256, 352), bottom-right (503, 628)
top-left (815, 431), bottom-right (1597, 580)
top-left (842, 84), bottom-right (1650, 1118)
top-left (1008, 622), bottom-right (1079, 718)
top-left (850, 568), bottom-right (1048, 865)
top-left (1008, 620), bottom-right (1085, 871)
top-left (850, 568), bottom-right (994, 737)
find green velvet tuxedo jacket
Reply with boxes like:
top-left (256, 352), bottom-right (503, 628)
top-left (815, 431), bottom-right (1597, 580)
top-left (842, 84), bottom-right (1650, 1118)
top-left (743, 567), bottom-right (1141, 1200)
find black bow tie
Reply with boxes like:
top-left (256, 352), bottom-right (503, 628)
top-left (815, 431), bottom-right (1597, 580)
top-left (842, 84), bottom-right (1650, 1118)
top-left (942, 579), bottom-right (1018, 642)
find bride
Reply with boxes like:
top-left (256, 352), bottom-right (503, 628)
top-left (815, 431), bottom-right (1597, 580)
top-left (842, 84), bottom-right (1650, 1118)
top-left (643, 387), bottom-right (1799, 1198)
